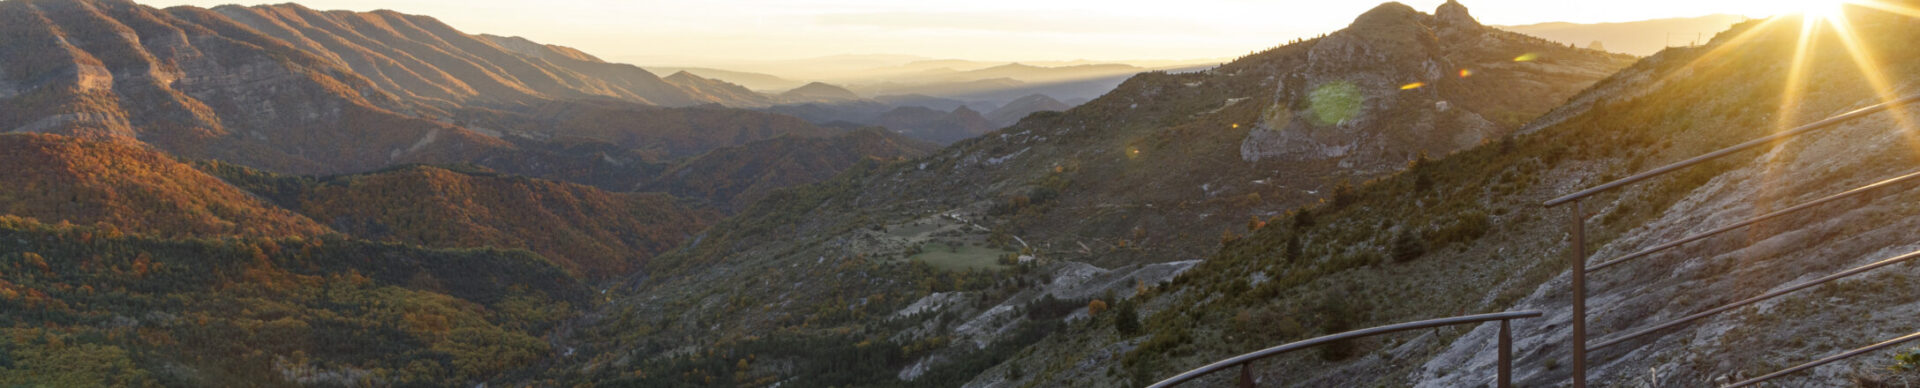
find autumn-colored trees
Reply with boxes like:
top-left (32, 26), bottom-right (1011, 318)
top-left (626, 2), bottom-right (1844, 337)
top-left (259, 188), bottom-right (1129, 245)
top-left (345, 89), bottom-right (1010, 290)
top-left (0, 216), bottom-right (586, 386)
top-left (286, 165), bottom-right (720, 280)
top-left (0, 134), bottom-right (329, 239)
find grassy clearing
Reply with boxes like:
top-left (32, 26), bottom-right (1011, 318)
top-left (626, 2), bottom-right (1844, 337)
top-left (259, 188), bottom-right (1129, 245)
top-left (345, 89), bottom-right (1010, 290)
top-left (909, 241), bottom-right (1015, 271)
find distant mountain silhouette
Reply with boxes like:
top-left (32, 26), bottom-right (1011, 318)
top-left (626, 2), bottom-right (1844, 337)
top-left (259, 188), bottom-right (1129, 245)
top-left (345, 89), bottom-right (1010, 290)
top-left (663, 71), bottom-right (776, 107)
top-left (645, 66), bottom-right (808, 91)
top-left (1498, 14), bottom-right (1750, 56)
top-left (986, 94), bottom-right (1070, 126)
top-left (779, 82), bottom-right (864, 102)
top-left (874, 105), bottom-right (998, 144)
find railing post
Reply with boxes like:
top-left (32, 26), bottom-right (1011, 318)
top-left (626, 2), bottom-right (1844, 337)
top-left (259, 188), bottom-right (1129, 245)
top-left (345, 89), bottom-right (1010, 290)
top-left (1499, 319), bottom-right (1513, 388)
top-left (1570, 200), bottom-right (1588, 388)
top-left (1239, 363), bottom-right (1253, 388)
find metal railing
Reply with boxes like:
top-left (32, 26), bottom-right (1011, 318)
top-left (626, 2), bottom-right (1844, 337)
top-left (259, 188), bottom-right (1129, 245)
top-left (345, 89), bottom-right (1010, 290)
top-left (1147, 311), bottom-right (1542, 388)
top-left (1548, 93), bottom-right (1920, 387)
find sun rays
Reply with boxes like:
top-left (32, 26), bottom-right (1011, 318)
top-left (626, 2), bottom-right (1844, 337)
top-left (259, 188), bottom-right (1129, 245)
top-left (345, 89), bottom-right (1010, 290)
top-left (1686, 0), bottom-right (1920, 140)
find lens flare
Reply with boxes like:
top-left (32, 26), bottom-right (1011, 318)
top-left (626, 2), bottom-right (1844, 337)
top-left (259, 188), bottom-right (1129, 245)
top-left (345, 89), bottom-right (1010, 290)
top-left (1513, 53), bottom-right (1539, 62)
top-left (1458, 69), bottom-right (1473, 78)
top-left (1400, 82), bottom-right (1426, 90)
top-left (1307, 81), bottom-right (1363, 125)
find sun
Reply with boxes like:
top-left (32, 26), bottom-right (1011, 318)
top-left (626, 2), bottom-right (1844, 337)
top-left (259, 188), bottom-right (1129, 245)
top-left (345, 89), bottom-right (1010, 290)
top-left (1800, 0), bottom-right (1851, 22)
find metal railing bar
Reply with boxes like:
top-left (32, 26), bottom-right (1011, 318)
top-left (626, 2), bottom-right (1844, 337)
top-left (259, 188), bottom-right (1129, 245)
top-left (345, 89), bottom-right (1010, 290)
top-left (1724, 330), bottom-right (1920, 387)
top-left (1546, 93), bottom-right (1920, 207)
top-left (1147, 311), bottom-right (1543, 388)
top-left (1590, 169), bottom-right (1920, 271)
top-left (1590, 248), bottom-right (1920, 351)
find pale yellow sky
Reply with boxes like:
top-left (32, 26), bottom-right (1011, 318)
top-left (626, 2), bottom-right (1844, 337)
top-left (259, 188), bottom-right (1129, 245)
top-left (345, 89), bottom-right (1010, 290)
top-left (136, 0), bottom-right (1816, 68)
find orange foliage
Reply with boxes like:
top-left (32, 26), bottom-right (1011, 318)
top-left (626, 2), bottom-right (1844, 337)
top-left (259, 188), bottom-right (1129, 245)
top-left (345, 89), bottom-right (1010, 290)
top-left (0, 134), bottom-right (330, 239)
top-left (297, 166), bottom-right (720, 279)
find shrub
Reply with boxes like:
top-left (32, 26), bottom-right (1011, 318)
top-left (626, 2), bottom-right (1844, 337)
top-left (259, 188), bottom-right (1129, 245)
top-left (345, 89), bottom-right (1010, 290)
top-left (1391, 229), bottom-right (1426, 262)
top-left (1115, 302), bottom-right (1141, 335)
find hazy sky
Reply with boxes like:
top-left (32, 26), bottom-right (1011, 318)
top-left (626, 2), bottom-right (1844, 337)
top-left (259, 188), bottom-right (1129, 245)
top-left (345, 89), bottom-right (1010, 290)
top-left (137, 0), bottom-right (1817, 67)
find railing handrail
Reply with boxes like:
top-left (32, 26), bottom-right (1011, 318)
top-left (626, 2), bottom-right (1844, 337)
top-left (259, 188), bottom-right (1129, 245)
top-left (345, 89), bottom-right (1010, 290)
top-left (1591, 247), bottom-right (1920, 351)
top-left (1727, 330), bottom-right (1920, 387)
top-left (1545, 93), bottom-right (1920, 207)
top-left (1147, 310), bottom-right (1542, 388)
top-left (1549, 92), bottom-right (1920, 388)
top-left (1588, 169), bottom-right (1920, 271)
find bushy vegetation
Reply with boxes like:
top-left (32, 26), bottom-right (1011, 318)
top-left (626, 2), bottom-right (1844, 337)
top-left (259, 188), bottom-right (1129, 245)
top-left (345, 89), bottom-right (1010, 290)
top-left (0, 134), bottom-right (329, 239)
top-left (201, 162), bottom-right (720, 280)
top-left (0, 216), bottom-right (587, 386)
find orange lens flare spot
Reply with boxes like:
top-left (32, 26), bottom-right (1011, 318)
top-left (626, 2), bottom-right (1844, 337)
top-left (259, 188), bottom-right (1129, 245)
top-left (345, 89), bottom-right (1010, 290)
top-left (1459, 69), bottom-right (1474, 78)
top-left (1514, 53), bottom-right (1539, 62)
top-left (1400, 82), bottom-right (1426, 90)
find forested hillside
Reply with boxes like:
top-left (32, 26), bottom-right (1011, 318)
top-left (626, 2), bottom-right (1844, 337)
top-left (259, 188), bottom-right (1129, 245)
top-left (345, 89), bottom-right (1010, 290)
top-left (643, 128), bottom-right (940, 211)
top-left (204, 164), bottom-right (721, 280)
top-left (0, 133), bottom-right (328, 239)
top-left (0, 216), bottom-right (588, 386)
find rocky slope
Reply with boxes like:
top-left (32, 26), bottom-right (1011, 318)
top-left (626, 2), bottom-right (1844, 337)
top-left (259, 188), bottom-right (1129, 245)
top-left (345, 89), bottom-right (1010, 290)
top-left (535, 2), bottom-right (1635, 386)
top-left (981, 4), bottom-right (1920, 387)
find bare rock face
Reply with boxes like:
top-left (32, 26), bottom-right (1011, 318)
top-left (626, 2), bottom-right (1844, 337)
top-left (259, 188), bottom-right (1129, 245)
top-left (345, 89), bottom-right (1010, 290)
top-left (1436, 0), bottom-right (1479, 29)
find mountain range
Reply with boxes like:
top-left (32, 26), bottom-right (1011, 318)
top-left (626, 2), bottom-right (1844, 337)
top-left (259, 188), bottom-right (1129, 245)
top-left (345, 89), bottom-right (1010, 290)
top-left (5, 0), bottom-right (1917, 387)
top-left (1499, 14), bottom-right (1751, 56)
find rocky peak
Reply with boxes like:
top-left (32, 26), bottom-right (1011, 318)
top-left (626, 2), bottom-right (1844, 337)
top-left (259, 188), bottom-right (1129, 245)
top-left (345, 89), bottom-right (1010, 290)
top-left (1348, 2), bottom-right (1423, 30)
top-left (1436, 0), bottom-right (1479, 28)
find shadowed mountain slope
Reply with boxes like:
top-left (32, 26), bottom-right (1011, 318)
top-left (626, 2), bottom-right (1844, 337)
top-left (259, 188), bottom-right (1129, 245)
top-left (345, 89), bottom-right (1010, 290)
top-left (641, 128), bottom-right (940, 211)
